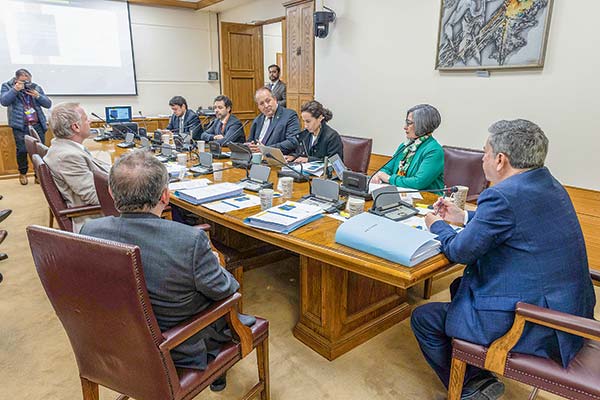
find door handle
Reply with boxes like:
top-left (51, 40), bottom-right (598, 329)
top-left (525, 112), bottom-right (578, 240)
top-left (296, 46), bottom-right (302, 56)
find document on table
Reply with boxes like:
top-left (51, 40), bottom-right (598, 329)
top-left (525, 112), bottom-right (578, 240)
top-left (244, 201), bottom-right (323, 234)
top-left (174, 182), bottom-right (243, 205)
top-left (282, 161), bottom-right (324, 176)
top-left (169, 179), bottom-right (211, 191)
top-left (202, 194), bottom-right (261, 213)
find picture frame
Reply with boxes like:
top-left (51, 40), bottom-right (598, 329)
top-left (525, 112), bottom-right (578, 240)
top-left (435, 0), bottom-right (554, 71)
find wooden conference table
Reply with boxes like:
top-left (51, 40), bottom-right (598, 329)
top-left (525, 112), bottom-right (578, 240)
top-left (87, 139), bottom-right (453, 361)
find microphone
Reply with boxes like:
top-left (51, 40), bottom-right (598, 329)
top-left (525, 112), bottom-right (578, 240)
top-left (91, 112), bottom-right (109, 126)
top-left (367, 144), bottom-right (406, 187)
top-left (371, 186), bottom-right (458, 209)
top-left (138, 110), bottom-right (146, 119)
top-left (265, 153), bottom-right (310, 184)
top-left (221, 120), bottom-right (250, 146)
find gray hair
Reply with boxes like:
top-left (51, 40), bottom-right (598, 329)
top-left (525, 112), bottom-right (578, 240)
top-left (487, 119), bottom-right (548, 169)
top-left (407, 104), bottom-right (441, 137)
top-left (109, 150), bottom-right (169, 213)
top-left (254, 87), bottom-right (274, 101)
top-left (50, 102), bottom-right (81, 139)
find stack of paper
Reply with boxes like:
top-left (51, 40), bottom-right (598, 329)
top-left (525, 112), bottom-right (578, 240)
top-left (174, 182), bottom-right (243, 205)
top-left (244, 201), bottom-right (323, 234)
top-left (202, 194), bottom-right (261, 213)
top-left (282, 161), bottom-right (324, 176)
top-left (335, 212), bottom-right (441, 266)
top-left (169, 179), bottom-right (211, 191)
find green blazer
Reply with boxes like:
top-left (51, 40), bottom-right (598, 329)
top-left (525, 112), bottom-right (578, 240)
top-left (381, 136), bottom-right (444, 190)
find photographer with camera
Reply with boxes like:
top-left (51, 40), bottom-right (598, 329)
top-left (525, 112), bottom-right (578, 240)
top-left (1, 69), bottom-right (52, 185)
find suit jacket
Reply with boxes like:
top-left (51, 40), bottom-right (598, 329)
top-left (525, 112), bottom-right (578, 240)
top-left (268, 80), bottom-right (286, 107)
top-left (248, 105), bottom-right (300, 155)
top-left (430, 167), bottom-right (596, 367)
top-left (199, 114), bottom-right (244, 145)
top-left (294, 122), bottom-right (344, 162)
top-left (166, 109), bottom-right (201, 137)
top-left (80, 213), bottom-right (240, 370)
top-left (381, 136), bottom-right (444, 190)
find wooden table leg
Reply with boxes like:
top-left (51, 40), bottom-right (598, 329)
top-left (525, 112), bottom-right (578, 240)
top-left (293, 255), bottom-right (410, 360)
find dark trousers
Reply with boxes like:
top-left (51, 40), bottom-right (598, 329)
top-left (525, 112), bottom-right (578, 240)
top-left (13, 124), bottom-right (45, 175)
top-left (410, 277), bottom-right (482, 388)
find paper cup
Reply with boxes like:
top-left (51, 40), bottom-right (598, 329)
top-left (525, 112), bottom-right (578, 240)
top-left (259, 188), bottom-right (274, 210)
top-left (212, 162), bottom-right (223, 181)
top-left (346, 196), bottom-right (365, 218)
top-left (252, 152), bottom-right (262, 164)
top-left (197, 140), bottom-right (205, 152)
top-left (279, 177), bottom-right (294, 198)
top-left (176, 153), bottom-right (188, 167)
top-left (450, 185), bottom-right (469, 209)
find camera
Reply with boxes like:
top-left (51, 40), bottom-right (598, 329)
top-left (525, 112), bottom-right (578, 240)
top-left (314, 8), bottom-right (336, 38)
top-left (23, 81), bottom-right (35, 91)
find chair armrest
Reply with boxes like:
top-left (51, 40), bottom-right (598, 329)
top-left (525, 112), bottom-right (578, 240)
top-left (484, 301), bottom-right (600, 375)
top-left (159, 292), bottom-right (241, 351)
top-left (591, 269), bottom-right (600, 284)
top-left (57, 205), bottom-right (102, 218)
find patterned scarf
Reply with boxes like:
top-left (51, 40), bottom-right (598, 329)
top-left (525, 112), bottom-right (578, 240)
top-left (397, 135), bottom-right (431, 176)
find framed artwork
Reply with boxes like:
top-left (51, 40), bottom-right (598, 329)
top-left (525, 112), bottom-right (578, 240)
top-left (435, 0), bottom-right (554, 70)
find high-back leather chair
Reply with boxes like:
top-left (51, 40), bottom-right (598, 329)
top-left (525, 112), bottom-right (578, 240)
top-left (35, 142), bottom-right (49, 158)
top-left (27, 225), bottom-right (270, 400)
top-left (447, 270), bottom-right (600, 400)
top-left (340, 135), bottom-right (373, 174)
top-left (443, 145), bottom-right (489, 202)
top-left (32, 154), bottom-right (101, 232)
top-left (24, 135), bottom-right (39, 160)
top-left (92, 169), bottom-right (119, 217)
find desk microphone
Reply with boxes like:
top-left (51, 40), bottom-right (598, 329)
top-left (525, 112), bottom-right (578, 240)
top-left (138, 110), bottom-right (146, 118)
top-left (371, 186), bottom-right (458, 209)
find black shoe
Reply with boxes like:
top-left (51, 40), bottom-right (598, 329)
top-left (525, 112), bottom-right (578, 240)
top-left (210, 374), bottom-right (227, 392)
top-left (0, 253), bottom-right (7, 261)
top-left (0, 209), bottom-right (11, 224)
top-left (461, 373), bottom-right (505, 400)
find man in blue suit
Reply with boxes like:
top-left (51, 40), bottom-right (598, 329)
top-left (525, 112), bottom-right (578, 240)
top-left (198, 95), bottom-right (244, 145)
top-left (247, 87), bottom-right (299, 155)
top-left (413, 119), bottom-right (596, 400)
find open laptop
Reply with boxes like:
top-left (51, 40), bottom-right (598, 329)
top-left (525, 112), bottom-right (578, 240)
top-left (259, 145), bottom-right (287, 167)
top-left (189, 152), bottom-right (213, 175)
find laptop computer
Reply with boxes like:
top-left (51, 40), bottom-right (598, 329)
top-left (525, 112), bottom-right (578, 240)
top-left (259, 145), bottom-right (287, 167)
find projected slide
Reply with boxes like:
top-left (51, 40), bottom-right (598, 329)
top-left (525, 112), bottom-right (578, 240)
top-left (0, 0), bottom-right (137, 95)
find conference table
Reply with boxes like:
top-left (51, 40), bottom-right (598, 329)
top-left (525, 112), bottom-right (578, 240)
top-left (87, 139), bottom-right (454, 361)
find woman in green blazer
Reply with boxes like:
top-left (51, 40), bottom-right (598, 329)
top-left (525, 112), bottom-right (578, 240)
top-left (371, 104), bottom-right (444, 190)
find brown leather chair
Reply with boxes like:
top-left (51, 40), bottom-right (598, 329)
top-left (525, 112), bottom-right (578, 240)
top-left (341, 135), bottom-right (373, 174)
top-left (443, 145), bottom-right (489, 202)
top-left (35, 141), bottom-right (49, 158)
top-left (27, 224), bottom-right (270, 400)
top-left (92, 169), bottom-right (119, 217)
top-left (24, 135), bottom-right (39, 160)
top-left (448, 270), bottom-right (600, 400)
top-left (32, 154), bottom-right (101, 232)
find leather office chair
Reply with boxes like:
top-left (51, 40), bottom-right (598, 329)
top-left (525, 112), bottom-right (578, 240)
top-left (341, 135), bottom-right (373, 174)
top-left (443, 145), bottom-right (489, 202)
top-left (24, 135), bottom-right (39, 160)
top-left (27, 225), bottom-right (270, 400)
top-left (32, 154), bottom-right (101, 232)
top-left (35, 142), bottom-right (49, 158)
top-left (447, 270), bottom-right (600, 400)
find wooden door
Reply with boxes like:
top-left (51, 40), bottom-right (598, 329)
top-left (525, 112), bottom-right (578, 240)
top-left (220, 22), bottom-right (264, 137)
top-left (285, 0), bottom-right (314, 117)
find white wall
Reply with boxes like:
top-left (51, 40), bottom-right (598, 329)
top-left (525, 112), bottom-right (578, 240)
top-left (1, 5), bottom-right (221, 123)
top-left (315, 0), bottom-right (600, 190)
top-left (263, 22), bottom-right (283, 85)
top-left (219, 0), bottom-right (285, 23)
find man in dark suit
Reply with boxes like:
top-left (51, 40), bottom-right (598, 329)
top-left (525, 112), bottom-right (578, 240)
top-left (165, 95), bottom-right (201, 138)
top-left (413, 119), bottom-right (596, 400)
top-left (80, 150), bottom-right (241, 391)
top-left (267, 64), bottom-right (286, 107)
top-left (198, 95), bottom-right (244, 144)
top-left (247, 87), bottom-right (299, 155)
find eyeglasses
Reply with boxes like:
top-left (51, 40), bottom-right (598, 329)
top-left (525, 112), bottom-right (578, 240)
top-left (405, 119), bottom-right (414, 126)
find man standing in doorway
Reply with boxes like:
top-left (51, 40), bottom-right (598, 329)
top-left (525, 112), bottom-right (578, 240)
top-left (266, 64), bottom-right (286, 107)
top-left (1, 69), bottom-right (52, 185)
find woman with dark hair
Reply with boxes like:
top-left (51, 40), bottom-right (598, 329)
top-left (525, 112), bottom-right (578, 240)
top-left (287, 100), bottom-right (343, 163)
top-left (371, 104), bottom-right (444, 190)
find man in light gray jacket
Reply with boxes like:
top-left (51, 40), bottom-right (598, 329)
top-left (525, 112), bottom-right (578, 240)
top-left (44, 102), bottom-right (109, 231)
